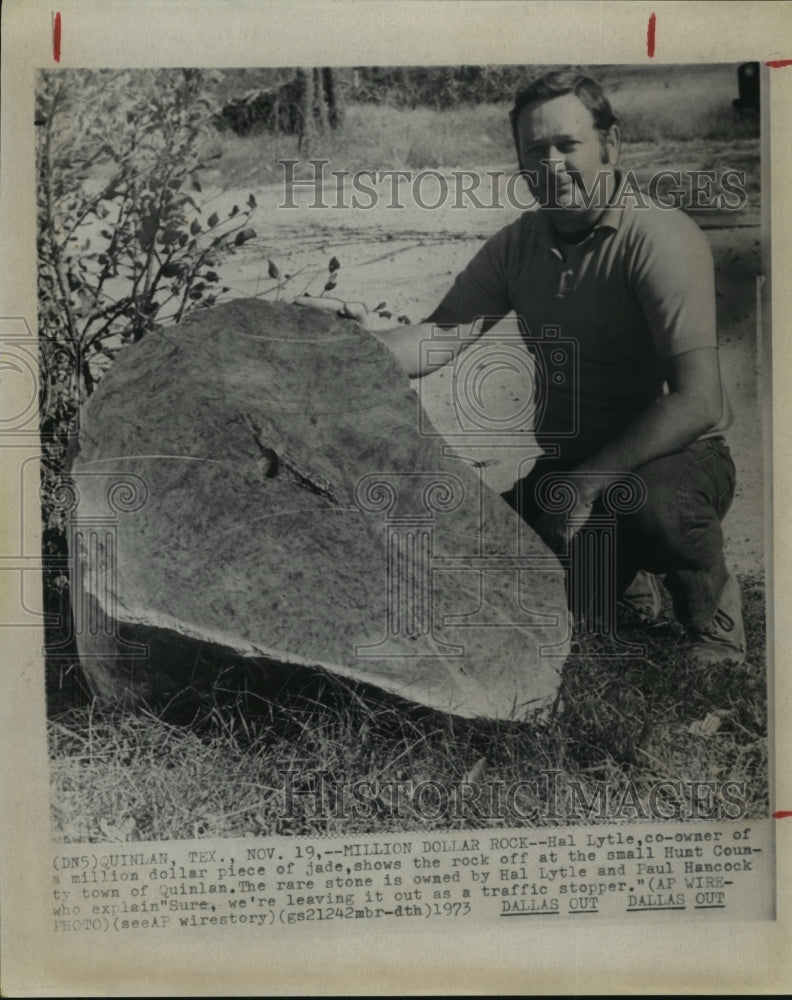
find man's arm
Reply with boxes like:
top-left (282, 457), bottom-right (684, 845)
top-left (294, 220), bottom-right (513, 376)
top-left (574, 346), bottom-right (724, 501)
top-left (293, 296), bottom-right (487, 378)
top-left (537, 346), bottom-right (724, 547)
top-left (369, 317), bottom-right (486, 378)
top-left (585, 207), bottom-right (724, 496)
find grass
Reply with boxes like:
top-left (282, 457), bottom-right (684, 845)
top-left (201, 103), bottom-right (516, 183)
top-left (201, 65), bottom-right (759, 187)
top-left (48, 573), bottom-right (768, 842)
top-left (600, 64), bottom-right (758, 144)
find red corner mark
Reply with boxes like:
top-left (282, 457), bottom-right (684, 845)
top-left (766, 59), bottom-right (792, 68)
top-left (772, 810), bottom-right (792, 819)
top-left (647, 13), bottom-right (656, 58)
top-left (53, 11), bottom-right (62, 63)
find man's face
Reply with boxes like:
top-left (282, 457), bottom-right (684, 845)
top-left (515, 92), bottom-right (619, 214)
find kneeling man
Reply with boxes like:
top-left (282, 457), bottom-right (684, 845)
top-left (328, 70), bottom-right (745, 666)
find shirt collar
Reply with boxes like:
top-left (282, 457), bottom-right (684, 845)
top-left (530, 168), bottom-right (626, 249)
top-left (594, 169), bottom-right (627, 232)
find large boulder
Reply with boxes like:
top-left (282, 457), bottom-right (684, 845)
top-left (67, 299), bottom-right (569, 719)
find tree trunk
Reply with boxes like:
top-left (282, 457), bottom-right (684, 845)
top-left (323, 67), bottom-right (345, 129)
top-left (313, 68), bottom-right (329, 132)
top-left (294, 68), bottom-right (344, 147)
top-left (295, 68), bottom-right (315, 148)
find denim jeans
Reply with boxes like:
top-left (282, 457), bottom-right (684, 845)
top-left (501, 437), bottom-right (737, 631)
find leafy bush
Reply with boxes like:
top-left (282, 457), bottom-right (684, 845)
top-left (36, 68), bottom-right (258, 662)
top-left (37, 69), bottom-right (259, 393)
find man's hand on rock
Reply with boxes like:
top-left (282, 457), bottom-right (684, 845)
top-left (293, 296), bottom-right (370, 328)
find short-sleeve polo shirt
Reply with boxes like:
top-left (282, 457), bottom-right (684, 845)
top-left (431, 172), bottom-right (731, 462)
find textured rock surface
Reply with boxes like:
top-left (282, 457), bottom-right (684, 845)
top-left (69, 299), bottom-right (569, 719)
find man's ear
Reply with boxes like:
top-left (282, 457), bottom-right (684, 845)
top-left (600, 124), bottom-right (621, 164)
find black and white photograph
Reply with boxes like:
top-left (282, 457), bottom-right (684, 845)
top-left (38, 62), bottom-right (768, 832)
top-left (2, 1), bottom-right (791, 995)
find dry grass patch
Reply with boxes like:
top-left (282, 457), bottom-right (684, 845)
top-left (48, 574), bottom-right (768, 842)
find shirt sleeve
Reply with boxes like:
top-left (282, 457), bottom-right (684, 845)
top-left (629, 208), bottom-right (717, 362)
top-left (427, 223), bottom-right (514, 326)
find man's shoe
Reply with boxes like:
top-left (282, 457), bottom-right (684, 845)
top-left (689, 573), bottom-right (746, 667)
top-left (619, 570), bottom-right (663, 624)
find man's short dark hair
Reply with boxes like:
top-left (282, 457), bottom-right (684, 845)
top-left (509, 70), bottom-right (620, 153)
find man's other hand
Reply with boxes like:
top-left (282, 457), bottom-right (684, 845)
top-left (535, 495), bottom-right (595, 552)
